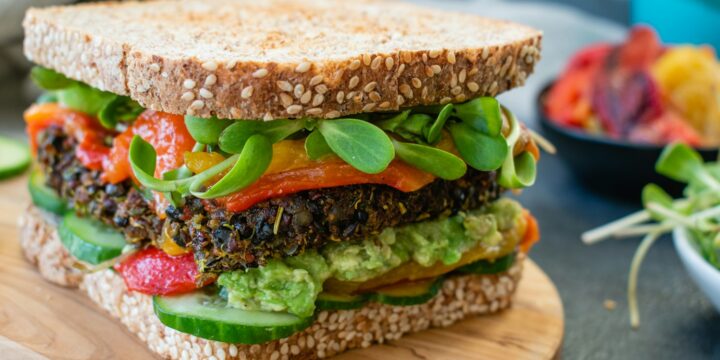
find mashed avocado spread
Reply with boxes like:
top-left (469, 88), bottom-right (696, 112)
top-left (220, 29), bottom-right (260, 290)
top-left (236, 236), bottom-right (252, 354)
top-left (218, 198), bottom-right (524, 317)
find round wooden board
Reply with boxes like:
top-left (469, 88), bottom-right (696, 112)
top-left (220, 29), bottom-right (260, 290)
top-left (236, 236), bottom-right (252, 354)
top-left (0, 175), bottom-right (564, 359)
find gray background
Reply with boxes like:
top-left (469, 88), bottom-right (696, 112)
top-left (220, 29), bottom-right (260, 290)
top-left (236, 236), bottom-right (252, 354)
top-left (1, 1), bottom-right (719, 359)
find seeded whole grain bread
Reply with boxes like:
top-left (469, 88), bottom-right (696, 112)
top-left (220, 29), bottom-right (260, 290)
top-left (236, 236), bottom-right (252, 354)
top-left (23, 0), bottom-right (542, 121)
top-left (18, 205), bottom-right (524, 359)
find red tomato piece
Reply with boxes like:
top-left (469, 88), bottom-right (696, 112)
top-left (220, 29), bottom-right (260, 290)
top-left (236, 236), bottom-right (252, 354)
top-left (114, 247), bottom-right (213, 295)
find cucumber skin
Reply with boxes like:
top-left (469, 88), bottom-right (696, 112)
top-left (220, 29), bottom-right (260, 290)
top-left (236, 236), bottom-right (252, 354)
top-left (0, 138), bottom-right (30, 180)
top-left (455, 253), bottom-right (516, 275)
top-left (316, 293), bottom-right (369, 311)
top-left (153, 296), bottom-right (315, 345)
top-left (58, 214), bottom-right (123, 264)
top-left (373, 277), bottom-right (444, 306)
top-left (28, 172), bottom-right (68, 215)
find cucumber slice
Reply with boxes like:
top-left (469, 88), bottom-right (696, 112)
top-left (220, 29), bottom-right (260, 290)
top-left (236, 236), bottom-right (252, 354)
top-left (0, 137), bottom-right (30, 180)
top-left (154, 289), bottom-right (314, 344)
top-left (28, 170), bottom-right (67, 214)
top-left (456, 252), bottom-right (516, 275)
top-left (316, 292), bottom-right (368, 311)
top-left (373, 277), bottom-right (443, 306)
top-left (58, 213), bottom-right (125, 264)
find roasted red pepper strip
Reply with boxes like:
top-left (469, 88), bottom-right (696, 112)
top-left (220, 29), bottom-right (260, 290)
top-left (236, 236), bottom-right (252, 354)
top-left (520, 210), bottom-right (540, 253)
top-left (115, 247), bottom-right (214, 295)
top-left (219, 160), bottom-right (437, 212)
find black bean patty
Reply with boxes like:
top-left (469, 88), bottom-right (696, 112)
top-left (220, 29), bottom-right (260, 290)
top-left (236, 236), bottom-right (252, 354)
top-left (37, 126), bottom-right (502, 273)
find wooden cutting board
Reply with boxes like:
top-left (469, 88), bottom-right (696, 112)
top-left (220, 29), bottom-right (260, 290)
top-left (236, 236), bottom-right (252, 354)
top-left (0, 174), bottom-right (564, 360)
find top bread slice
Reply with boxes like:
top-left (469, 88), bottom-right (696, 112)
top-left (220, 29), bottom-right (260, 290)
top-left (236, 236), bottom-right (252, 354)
top-left (23, 0), bottom-right (542, 121)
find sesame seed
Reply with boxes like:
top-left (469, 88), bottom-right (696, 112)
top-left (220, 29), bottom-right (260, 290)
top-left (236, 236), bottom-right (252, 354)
top-left (469, 68), bottom-right (479, 75)
top-left (467, 81), bottom-right (479, 92)
top-left (149, 63), bottom-right (160, 72)
top-left (263, 113), bottom-right (274, 121)
top-left (385, 57), bottom-right (394, 70)
top-left (370, 56), bottom-right (382, 70)
top-left (228, 345), bottom-right (238, 357)
top-left (300, 90), bottom-right (312, 104)
top-left (455, 94), bottom-right (466, 102)
top-left (431, 65), bottom-right (442, 74)
top-left (312, 94), bottom-right (325, 106)
top-left (362, 103), bottom-right (376, 112)
top-left (190, 100), bottom-right (204, 110)
top-left (294, 84), bottom-right (305, 99)
top-left (295, 62), bottom-right (311, 73)
top-left (399, 84), bottom-right (413, 99)
top-left (369, 91), bottom-right (381, 102)
top-left (306, 107), bottom-right (322, 115)
top-left (204, 74), bottom-right (217, 86)
top-left (395, 63), bottom-right (405, 77)
top-left (270, 351), bottom-right (280, 360)
top-left (349, 59), bottom-right (361, 70)
top-left (421, 87), bottom-right (428, 99)
top-left (310, 75), bottom-right (324, 86)
top-left (181, 91), bottom-right (194, 101)
top-left (277, 81), bottom-right (293, 92)
top-left (525, 55), bottom-right (534, 64)
top-left (451, 86), bottom-right (462, 95)
top-left (280, 93), bottom-right (294, 107)
top-left (199, 88), bottom-right (214, 99)
top-left (440, 97), bottom-right (452, 104)
top-left (459, 69), bottom-right (467, 83)
top-left (227, 60), bottom-right (237, 69)
top-left (397, 94), bottom-right (405, 105)
top-left (286, 105), bottom-right (303, 115)
top-left (315, 84), bottom-right (328, 94)
top-left (161, 71), bottom-right (169, 78)
top-left (482, 47), bottom-right (490, 60)
top-left (252, 68), bottom-right (268, 78)
top-left (183, 79), bottom-right (196, 89)
top-left (424, 67), bottom-right (434, 77)
top-left (363, 81), bottom-right (377, 93)
top-left (451, 73), bottom-right (458, 87)
top-left (348, 76), bottom-right (359, 89)
top-left (429, 49), bottom-right (441, 58)
top-left (326, 110), bottom-right (340, 118)
top-left (411, 78), bottom-right (422, 89)
top-left (489, 81), bottom-right (499, 95)
top-left (379, 101), bottom-right (391, 108)
top-left (291, 345), bottom-right (300, 355)
top-left (230, 107), bottom-right (242, 118)
top-left (447, 52), bottom-right (456, 64)
top-left (362, 54), bottom-right (371, 66)
top-left (336, 91), bottom-right (345, 104)
top-left (402, 52), bottom-right (412, 63)
top-left (202, 61), bottom-right (218, 71)
top-left (241, 86), bottom-right (254, 99)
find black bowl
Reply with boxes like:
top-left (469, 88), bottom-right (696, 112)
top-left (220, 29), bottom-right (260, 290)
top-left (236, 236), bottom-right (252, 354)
top-left (536, 83), bottom-right (718, 199)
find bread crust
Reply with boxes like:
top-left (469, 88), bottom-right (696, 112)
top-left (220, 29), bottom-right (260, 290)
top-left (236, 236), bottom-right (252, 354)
top-left (23, 0), bottom-right (542, 121)
top-left (19, 205), bottom-right (524, 359)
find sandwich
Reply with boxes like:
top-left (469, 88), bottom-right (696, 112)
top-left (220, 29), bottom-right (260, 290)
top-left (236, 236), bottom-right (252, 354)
top-left (19, 0), bottom-right (543, 358)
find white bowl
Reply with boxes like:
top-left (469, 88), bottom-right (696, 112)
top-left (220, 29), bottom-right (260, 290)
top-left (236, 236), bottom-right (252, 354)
top-left (673, 227), bottom-right (720, 312)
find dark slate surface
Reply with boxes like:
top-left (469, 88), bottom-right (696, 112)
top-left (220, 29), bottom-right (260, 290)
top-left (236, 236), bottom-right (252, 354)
top-left (521, 151), bottom-right (720, 359)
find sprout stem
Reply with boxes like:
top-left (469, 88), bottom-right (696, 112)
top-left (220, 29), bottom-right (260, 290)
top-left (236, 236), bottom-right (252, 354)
top-left (582, 210), bottom-right (651, 244)
top-left (628, 231), bottom-right (662, 329)
top-left (527, 128), bottom-right (557, 155)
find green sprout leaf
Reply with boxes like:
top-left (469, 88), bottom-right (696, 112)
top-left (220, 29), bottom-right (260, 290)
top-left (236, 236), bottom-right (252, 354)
top-left (453, 97), bottom-right (502, 137)
top-left (56, 84), bottom-right (116, 116)
top-left (128, 136), bottom-right (179, 192)
top-left (98, 96), bottom-right (144, 130)
top-left (185, 115), bottom-right (234, 145)
top-left (36, 92), bottom-right (58, 104)
top-left (641, 183), bottom-right (674, 221)
top-left (498, 152), bottom-right (537, 189)
top-left (304, 130), bottom-right (333, 160)
top-left (31, 67), bottom-right (73, 90)
top-left (318, 119), bottom-right (394, 174)
top-left (656, 143), bottom-right (704, 183)
top-left (375, 110), bottom-right (410, 132)
top-left (219, 119), bottom-right (303, 154)
top-left (392, 140), bottom-right (466, 180)
top-left (191, 135), bottom-right (272, 199)
top-left (448, 122), bottom-right (507, 171)
top-left (425, 104), bottom-right (453, 144)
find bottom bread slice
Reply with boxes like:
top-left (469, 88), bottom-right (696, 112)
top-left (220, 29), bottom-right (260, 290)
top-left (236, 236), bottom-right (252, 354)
top-left (18, 205), bottom-right (525, 360)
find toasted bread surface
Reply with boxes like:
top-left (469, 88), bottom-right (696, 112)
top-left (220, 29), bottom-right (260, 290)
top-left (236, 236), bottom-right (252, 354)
top-left (18, 204), bottom-right (524, 359)
top-left (23, 0), bottom-right (541, 120)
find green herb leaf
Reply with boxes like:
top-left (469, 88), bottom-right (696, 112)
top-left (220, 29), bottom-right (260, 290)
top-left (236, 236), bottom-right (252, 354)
top-left (453, 97), bottom-right (502, 136)
top-left (448, 122), bottom-right (507, 171)
top-left (36, 92), bottom-right (58, 104)
top-left (185, 115), bottom-right (234, 145)
top-left (98, 96), bottom-right (144, 130)
top-left (30, 67), bottom-right (73, 90)
top-left (128, 136), bottom-right (179, 192)
top-left (219, 120), bottom-right (303, 154)
top-left (656, 143), bottom-right (704, 183)
top-left (191, 135), bottom-right (272, 198)
top-left (641, 183), bottom-right (674, 220)
top-left (375, 110), bottom-right (410, 132)
top-left (392, 140), bottom-right (466, 180)
top-left (304, 130), bottom-right (333, 160)
top-left (425, 104), bottom-right (453, 144)
top-left (318, 119), bottom-right (394, 174)
top-left (56, 84), bottom-right (116, 116)
top-left (498, 152), bottom-right (537, 189)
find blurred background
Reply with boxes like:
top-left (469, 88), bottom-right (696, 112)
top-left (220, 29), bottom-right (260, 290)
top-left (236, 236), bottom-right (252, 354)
top-left (1, 1), bottom-right (719, 359)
